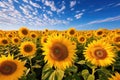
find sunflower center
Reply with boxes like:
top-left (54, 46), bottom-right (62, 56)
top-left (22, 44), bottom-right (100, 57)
top-left (115, 37), bottom-right (120, 42)
top-left (93, 48), bottom-right (107, 59)
top-left (80, 37), bottom-right (85, 42)
top-left (14, 39), bottom-right (19, 43)
top-left (97, 31), bottom-right (102, 35)
top-left (24, 44), bottom-right (33, 53)
top-left (31, 34), bottom-right (36, 38)
top-left (22, 29), bottom-right (28, 35)
top-left (8, 34), bottom-right (12, 38)
top-left (69, 30), bottom-right (75, 35)
top-left (50, 43), bottom-right (68, 61)
top-left (2, 40), bottom-right (8, 44)
top-left (43, 38), bottom-right (47, 43)
top-left (0, 61), bottom-right (17, 75)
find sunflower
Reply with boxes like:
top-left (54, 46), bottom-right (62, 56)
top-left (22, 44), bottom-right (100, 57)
top-left (83, 40), bottom-right (116, 67)
top-left (112, 35), bottom-right (120, 44)
top-left (6, 32), bottom-right (13, 39)
top-left (41, 36), bottom-right (48, 44)
top-left (77, 35), bottom-right (86, 44)
top-left (12, 37), bottom-right (21, 45)
top-left (18, 27), bottom-right (29, 38)
top-left (67, 28), bottom-right (76, 36)
top-left (0, 37), bottom-right (9, 46)
top-left (95, 29), bottom-right (105, 37)
top-left (0, 55), bottom-right (26, 80)
top-left (20, 41), bottom-right (36, 57)
top-left (42, 34), bottom-right (76, 70)
top-left (29, 31), bottom-right (38, 39)
top-left (108, 72), bottom-right (120, 80)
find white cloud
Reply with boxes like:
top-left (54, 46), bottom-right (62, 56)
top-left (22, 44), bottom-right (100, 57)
top-left (14, 0), bottom-right (19, 3)
top-left (94, 8), bottom-right (103, 12)
top-left (67, 18), bottom-right (73, 21)
top-left (82, 9), bottom-right (86, 12)
top-left (46, 11), bottom-right (53, 16)
top-left (70, 1), bottom-right (76, 8)
top-left (19, 6), bottom-right (29, 15)
top-left (87, 15), bottom-right (120, 25)
top-left (74, 13), bottom-right (83, 19)
top-left (29, 0), bottom-right (41, 8)
top-left (0, 1), bottom-right (6, 8)
top-left (23, 0), bottom-right (29, 3)
top-left (114, 3), bottom-right (120, 7)
top-left (57, 5), bottom-right (66, 13)
top-left (0, 0), bottom-right (69, 29)
top-left (45, 1), bottom-right (57, 11)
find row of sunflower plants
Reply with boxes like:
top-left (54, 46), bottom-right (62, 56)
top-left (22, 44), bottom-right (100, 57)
top-left (0, 27), bottom-right (120, 80)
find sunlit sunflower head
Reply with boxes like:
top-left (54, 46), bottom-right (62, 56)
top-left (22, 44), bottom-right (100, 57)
top-left (83, 40), bottom-right (116, 67)
top-left (95, 29), bottom-right (105, 37)
top-left (12, 37), bottom-right (21, 45)
top-left (41, 36), bottom-right (48, 45)
top-left (6, 32), bottom-right (13, 39)
top-left (86, 32), bottom-right (93, 38)
top-left (18, 27), bottom-right (29, 38)
top-left (42, 34), bottom-right (77, 70)
top-left (20, 41), bottom-right (36, 57)
top-left (112, 35), bottom-right (120, 44)
top-left (67, 28), bottom-right (76, 36)
top-left (115, 29), bottom-right (120, 35)
top-left (77, 35), bottom-right (87, 44)
top-left (29, 31), bottom-right (38, 39)
top-left (108, 72), bottom-right (120, 80)
top-left (0, 37), bottom-right (9, 46)
top-left (0, 54), bottom-right (26, 80)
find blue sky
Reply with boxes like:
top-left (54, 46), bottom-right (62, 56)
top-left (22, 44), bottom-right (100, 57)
top-left (0, 0), bottom-right (120, 30)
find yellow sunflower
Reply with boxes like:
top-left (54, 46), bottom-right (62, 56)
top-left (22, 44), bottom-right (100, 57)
top-left (0, 37), bottom-right (9, 46)
top-left (12, 37), bottom-right (21, 45)
top-left (112, 35), bottom-right (120, 44)
top-left (18, 27), bottom-right (29, 38)
top-left (29, 31), bottom-right (38, 39)
top-left (95, 29), bottom-right (105, 37)
top-left (42, 34), bottom-right (76, 70)
top-left (77, 35), bottom-right (87, 44)
top-left (67, 28), bottom-right (76, 36)
top-left (0, 55), bottom-right (26, 80)
top-left (41, 36), bottom-right (48, 44)
top-left (108, 72), bottom-right (120, 80)
top-left (20, 41), bottom-right (36, 57)
top-left (83, 40), bottom-right (116, 67)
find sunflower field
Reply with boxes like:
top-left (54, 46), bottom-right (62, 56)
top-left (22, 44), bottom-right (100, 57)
top-left (0, 27), bottom-right (120, 80)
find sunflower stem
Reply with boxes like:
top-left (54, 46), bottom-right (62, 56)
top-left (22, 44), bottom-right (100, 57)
top-left (112, 65), bottom-right (114, 72)
top-left (92, 68), bottom-right (95, 75)
top-left (28, 56), bottom-right (34, 73)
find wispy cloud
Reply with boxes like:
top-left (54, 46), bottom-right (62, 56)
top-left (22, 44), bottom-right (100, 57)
top-left (29, 0), bottom-right (41, 8)
top-left (74, 13), bottom-right (83, 19)
top-left (67, 18), bottom-right (73, 21)
top-left (114, 3), bottom-right (120, 7)
top-left (44, 1), bottom-right (57, 11)
top-left (23, 0), bottom-right (29, 3)
top-left (70, 1), bottom-right (76, 8)
top-left (0, 0), bottom-right (68, 29)
top-left (94, 8), bottom-right (103, 12)
top-left (87, 15), bottom-right (120, 25)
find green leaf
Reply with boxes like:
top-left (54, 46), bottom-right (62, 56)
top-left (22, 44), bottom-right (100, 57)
top-left (87, 75), bottom-right (95, 80)
top-left (42, 64), bottom-right (54, 80)
top-left (66, 65), bottom-right (78, 73)
top-left (49, 69), bottom-right (64, 80)
top-left (27, 72), bottom-right (37, 80)
top-left (77, 60), bottom-right (86, 65)
top-left (82, 69), bottom-right (89, 80)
